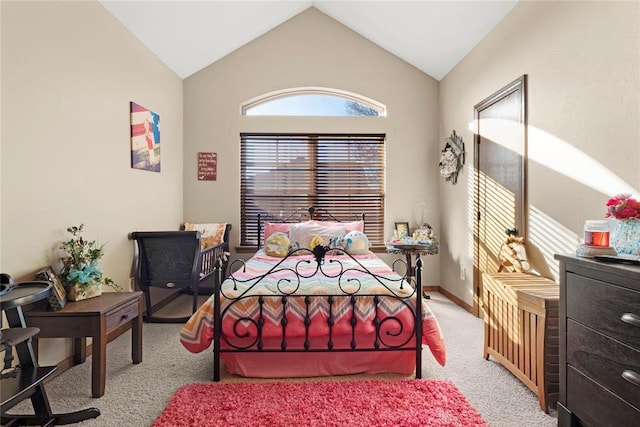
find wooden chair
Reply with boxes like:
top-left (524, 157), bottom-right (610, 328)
top-left (1, 275), bottom-right (100, 424)
top-left (130, 231), bottom-right (203, 323)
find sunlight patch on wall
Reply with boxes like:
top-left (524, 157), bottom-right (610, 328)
top-left (467, 168), bottom-right (477, 260)
top-left (468, 118), bottom-right (638, 196)
top-left (528, 205), bottom-right (580, 280)
top-left (473, 170), bottom-right (517, 275)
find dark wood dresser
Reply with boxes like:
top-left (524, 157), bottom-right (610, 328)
top-left (555, 255), bottom-right (640, 427)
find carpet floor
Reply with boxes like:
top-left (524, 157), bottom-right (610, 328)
top-left (11, 292), bottom-right (557, 426)
top-left (152, 379), bottom-right (488, 427)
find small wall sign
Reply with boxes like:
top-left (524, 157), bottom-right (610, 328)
top-left (198, 152), bottom-right (217, 181)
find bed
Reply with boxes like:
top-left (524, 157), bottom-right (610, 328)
top-left (180, 208), bottom-right (446, 381)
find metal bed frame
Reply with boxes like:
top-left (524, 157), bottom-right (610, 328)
top-left (210, 207), bottom-right (423, 381)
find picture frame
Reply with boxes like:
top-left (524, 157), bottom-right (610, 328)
top-left (130, 101), bottom-right (161, 172)
top-left (35, 266), bottom-right (67, 311)
top-left (395, 222), bottom-right (410, 239)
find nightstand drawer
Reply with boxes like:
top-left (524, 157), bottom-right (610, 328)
top-left (567, 366), bottom-right (640, 427)
top-left (106, 300), bottom-right (139, 334)
top-left (566, 272), bottom-right (640, 350)
top-left (567, 320), bottom-right (640, 409)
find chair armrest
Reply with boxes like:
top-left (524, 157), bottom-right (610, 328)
top-left (182, 223), bottom-right (231, 282)
top-left (199, 241), bottom-right (230, 281)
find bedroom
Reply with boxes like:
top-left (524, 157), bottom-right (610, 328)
top-left (1, 0), bottom-right (638, 425)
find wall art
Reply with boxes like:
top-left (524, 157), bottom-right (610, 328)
top-left (438, 129), bottom-right (465, 184)
top-left (34, 266), bottom-right (67, 311)
top-left (198, 152), bottom-right (217, 181)
top-left (130, 102), bottom-right (161, 172)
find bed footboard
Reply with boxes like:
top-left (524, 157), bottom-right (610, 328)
top-left (210, 246), bottom-right (424, 381)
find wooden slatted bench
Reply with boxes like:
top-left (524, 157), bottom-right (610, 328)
top-left (482, 273), bottom-right (559, 413)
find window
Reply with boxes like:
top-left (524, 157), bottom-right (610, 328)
top-left (240, 133), bottom-right (385, 246)
top-left (242, 87), bottom-right (386, 117)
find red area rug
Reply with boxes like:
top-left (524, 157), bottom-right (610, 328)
top-left (153, 379), bottom-right (488, 426)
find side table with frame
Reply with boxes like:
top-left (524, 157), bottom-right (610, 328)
top-left (23, 291), bottom-right (143, 398)
top-left (387, 244), bottom-right (439, 299)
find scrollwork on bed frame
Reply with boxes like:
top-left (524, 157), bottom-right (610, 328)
top-left (210, 208), bottom-right (423, 382)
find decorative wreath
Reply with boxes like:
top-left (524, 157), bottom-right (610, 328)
top-left (439, 130), bottom-right (465, 185)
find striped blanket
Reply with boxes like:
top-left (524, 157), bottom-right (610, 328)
top-left (180, 250), bottom-right (446, 366)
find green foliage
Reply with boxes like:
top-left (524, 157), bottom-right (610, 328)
top-left (59, 224), bottom-right (121, 291)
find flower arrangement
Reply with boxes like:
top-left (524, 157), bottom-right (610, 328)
top-left (59, 224), bottom-right (120, 295)
top-left (605, 194), bottom-right (640, 220)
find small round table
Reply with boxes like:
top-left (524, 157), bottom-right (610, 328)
top-left (1, 281), bottom-right (51, 310)
top-left (1, 281), bottom-right (52, 366)
top-left (387, 244), bottom-right (439, 299)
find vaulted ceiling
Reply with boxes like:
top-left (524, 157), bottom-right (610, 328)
top-left (99, 1), bottom-right (518, 81)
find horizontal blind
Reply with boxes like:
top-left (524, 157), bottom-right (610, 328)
top-left (240, 133), bottom-right (385, 246)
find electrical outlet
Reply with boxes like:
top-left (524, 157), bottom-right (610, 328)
top-left (459, 267), bottom-right (466, 281)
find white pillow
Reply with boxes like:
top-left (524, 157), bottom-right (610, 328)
top-left (289, 223), bottom-right (346, 249)
top-left (343, 230), bottom-right (370, 255)
top-left (309, 220), bottom-right (364, 233)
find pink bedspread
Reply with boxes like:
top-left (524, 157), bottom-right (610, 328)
top-left (180, 251), bottom-right (446, 368)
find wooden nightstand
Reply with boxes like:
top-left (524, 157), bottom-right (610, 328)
top-left (24, 291), bottom-right (143, 398)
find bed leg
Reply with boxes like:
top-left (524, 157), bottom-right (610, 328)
top-left (415, 258), bottom-right (423, 379)
top-left (213, 351), bottom-right (220, 382)
top-left (213, 258), bottom-right (222, 382)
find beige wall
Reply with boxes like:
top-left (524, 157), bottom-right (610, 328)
top-left (183, 8), bottom-right (442, 282)
top-left (439, 1), bottom-right (640, 305)
top-left (1, 1), bottom-right (183, 363)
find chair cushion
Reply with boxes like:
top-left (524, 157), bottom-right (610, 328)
top-left (1, 327), bottom-right (40, 346)
top-left (184, 223), bottom-right (227, 250)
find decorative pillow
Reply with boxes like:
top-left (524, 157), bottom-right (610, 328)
top-left (289, 223), bottom-right (346, 249)
top-left (184, 222), bottom-right (227, 250)
top-left (343, 230), bottom-right (370, 255)
top-left (263, 222), bottom-right (292, 241)
top-left (309, 220), bottom-right (364, 233)
top-left (264, 232), bottom-right (290, 258)
top-left (309, 235), bottom-right (325, 249)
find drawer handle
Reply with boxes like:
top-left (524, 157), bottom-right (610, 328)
top-left (121, 314), bottom-right (129, 321)
top-left (622, 370), bottom-right (640, 387)
top-left (621, 313), bottom-right (640, 328)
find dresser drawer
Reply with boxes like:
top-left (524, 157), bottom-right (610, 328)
top-left (567, 366), bottom-right (640, 427)
top-left (566, 272), bottom-right (640, 350)
top-left (567, 319), bottom-right (640, 409)
top-left (106, 300), bottom-right (139, 334)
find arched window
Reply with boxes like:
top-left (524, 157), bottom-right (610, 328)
top-left (241, 87), bottom-right (386, 117)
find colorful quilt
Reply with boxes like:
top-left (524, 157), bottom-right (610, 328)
top-left (180, 250), bottom-right (446, 366)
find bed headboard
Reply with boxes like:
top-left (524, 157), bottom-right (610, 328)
top-left (257, 207), bottom-right (365, 249)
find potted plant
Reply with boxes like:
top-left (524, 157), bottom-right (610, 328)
top-left (59, 224), bottom-right (120, 301)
